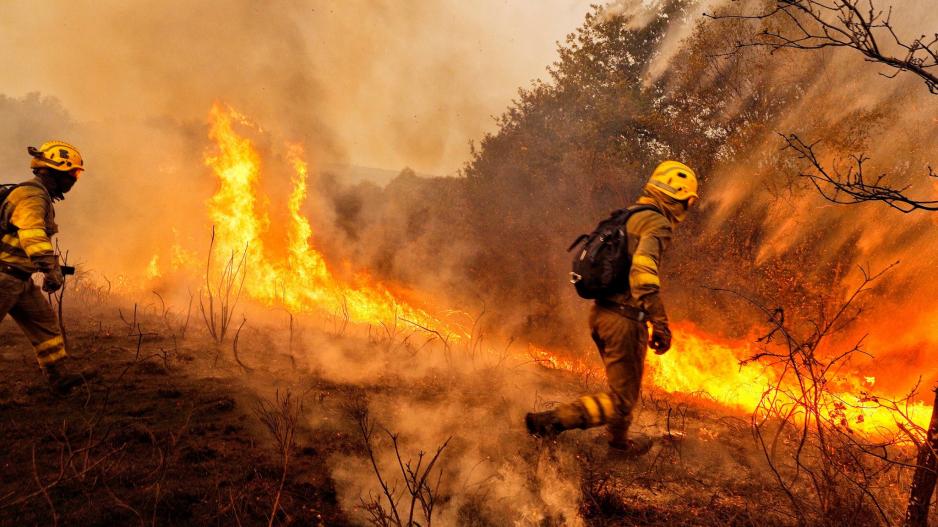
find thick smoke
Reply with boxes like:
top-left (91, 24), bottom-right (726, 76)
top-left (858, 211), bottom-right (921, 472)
top-left (0, 0), bottom-right (588, 282)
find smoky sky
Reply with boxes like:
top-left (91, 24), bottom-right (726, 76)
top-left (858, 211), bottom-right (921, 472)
top-left (0, 0), bottom-right (590, 176)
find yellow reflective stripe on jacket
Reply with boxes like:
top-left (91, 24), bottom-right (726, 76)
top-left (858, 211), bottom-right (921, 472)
top-left (18, 228), bottom-right (48, 240)
top-left (0, 252), bottom-right (32, 268)
top-left (626, 209), bottom-right (672, 301)
top-left (0, 181), bottom-right (55, 272)
top-left (0, 232), bottom-right (32, 268)
top-left (632, 271), bottom-right (660, 288)
top-left (21, 238), bottom-right (54, 257)
top-left (19, 228), bottom-right (54, 257)
top-left (632, 254), bottom-right (657, 270)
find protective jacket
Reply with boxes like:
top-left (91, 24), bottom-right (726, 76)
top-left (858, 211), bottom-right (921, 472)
top-left (0, 178), bottom-right (58, 274)
top-left (608, 201), bottom-right (672, 319)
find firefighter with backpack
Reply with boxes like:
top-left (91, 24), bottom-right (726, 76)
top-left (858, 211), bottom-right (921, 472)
top-left (0, 141), bottom-right (86, 395)
top-left (525, 160), bottom-right (699, 456)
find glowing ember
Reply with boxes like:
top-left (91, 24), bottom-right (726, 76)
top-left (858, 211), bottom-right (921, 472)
top-left (146, 254), bottom-right (162, 280)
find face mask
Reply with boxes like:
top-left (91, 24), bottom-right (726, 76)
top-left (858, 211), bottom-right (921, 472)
top-left (57, 175), bottom-right (77, 195)
top-left (639, 189), bottom-right (687, 225)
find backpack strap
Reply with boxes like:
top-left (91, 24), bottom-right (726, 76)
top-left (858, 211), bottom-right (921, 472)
top-left (623, 203), bottom-right (662, 217)
top-left (567, 204), bottom-right (664, 253)
top-left (567, 234), bottom-right (589, 252)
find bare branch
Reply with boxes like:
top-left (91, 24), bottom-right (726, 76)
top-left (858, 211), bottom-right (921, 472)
top-left (782, 133), bottom-right (938, 212)
top-left (707, 0), bottom-right (938, 93)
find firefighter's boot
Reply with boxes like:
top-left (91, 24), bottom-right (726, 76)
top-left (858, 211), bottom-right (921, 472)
top-left (43, 361), bottom-right (87, 396)
top-left (525, 411), bottom-right (566, 438)
top-left (608, 434), bottom-right (653, 458)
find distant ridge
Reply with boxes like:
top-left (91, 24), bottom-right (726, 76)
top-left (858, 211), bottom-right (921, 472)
top-left (322, 164), bottom-right (440, 186)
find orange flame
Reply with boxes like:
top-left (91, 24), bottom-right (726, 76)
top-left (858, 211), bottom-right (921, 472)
top-left (535, 324), bottom-right (931, 435)
top-left (204, 103), bottom-right (459, 336)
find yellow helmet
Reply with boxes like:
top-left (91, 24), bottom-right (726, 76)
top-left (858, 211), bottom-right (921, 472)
top-left (645, 160), bottom-right (698, 202)
top-left (28, 141), bottom-right (84, 175)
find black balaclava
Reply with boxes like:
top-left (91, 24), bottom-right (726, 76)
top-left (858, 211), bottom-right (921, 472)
top-left (34, 169), bottom-right (77, 201)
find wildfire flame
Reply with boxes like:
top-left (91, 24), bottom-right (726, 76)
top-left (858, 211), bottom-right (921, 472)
top-left (536, 325), bottom-right (932, 435)
top-left (146, 254), bottom-right (161, 280)
top-left (204, 103), bottom-right (460, 336)
top-left (198, 102), bottom-right (928, 435)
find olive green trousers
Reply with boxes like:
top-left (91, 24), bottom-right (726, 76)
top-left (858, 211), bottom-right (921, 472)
top-left (553, 303), bottom-right (647, 441)
top-left (0, 273), bottom-right (66, 368)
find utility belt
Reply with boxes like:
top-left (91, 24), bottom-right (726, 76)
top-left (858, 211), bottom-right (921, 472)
top-left (0, 262), bottom-right (32, 281)
top-left (595, 298), bottom-right (646, 322)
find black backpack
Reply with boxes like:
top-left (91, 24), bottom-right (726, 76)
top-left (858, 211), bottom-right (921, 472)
top-left (0, 182), bottom-right (43, 233)
top-left (567, 204), bottom-right (660, 299)
top-left (0, 183), bottom-right (18, 205)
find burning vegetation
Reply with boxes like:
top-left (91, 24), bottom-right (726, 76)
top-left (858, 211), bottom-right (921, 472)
top-left (3, 1), bottom-right (938, 526)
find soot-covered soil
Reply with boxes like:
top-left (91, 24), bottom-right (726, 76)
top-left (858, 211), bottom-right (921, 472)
top-left (0, 300), bottom-right (806, 527)
top-left (0, 324), bottom-right (353, 526)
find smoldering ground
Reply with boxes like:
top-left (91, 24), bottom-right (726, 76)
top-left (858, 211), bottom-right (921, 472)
top-left (224, 308), bottom-right (790, 525)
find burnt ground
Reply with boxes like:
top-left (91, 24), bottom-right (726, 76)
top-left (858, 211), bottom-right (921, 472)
top-left (0, 301), bottom-right (793, 527)
top-left (0, 321), bottom-right (356, 527)
top-left (0, 297), bottom-right (906, 526)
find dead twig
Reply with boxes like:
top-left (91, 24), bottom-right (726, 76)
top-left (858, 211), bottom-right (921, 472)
top-left (354, 404), bottom-right (451, 527)
top-left (253, 390), bottom-right (300, 527)
top-left (199, 226), bottom-right (248, 343)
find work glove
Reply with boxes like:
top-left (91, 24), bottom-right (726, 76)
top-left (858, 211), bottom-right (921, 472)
top-left (650, 322), bottom-right (672, 354)
top-left (641, 292), bottom-right (671, 354)
top-left (42, 266), bottom-right (64, 293)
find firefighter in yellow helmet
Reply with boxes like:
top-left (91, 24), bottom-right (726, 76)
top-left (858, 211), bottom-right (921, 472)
top-left (525, 160), bottom-right (699, 455)
top-left (0, 141), bottom-right (86, 394)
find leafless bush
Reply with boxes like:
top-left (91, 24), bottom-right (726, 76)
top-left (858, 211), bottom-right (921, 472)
top-left (150, 290), bottom-right (193, 340)
top-left (368, 315), bottom-right (423, 357)
top-left (199, 226), bottom-right (247, 343)
top-left (118, 303), bottom-right (142, 336)
top-left (712, 263), bottom-right (928, 525)
top-left (0, 392), bottom-right (126, 523)
top-left (353, 405), bottom-right (451, 527)
top-left (253, 389), bottom-right (300, 527)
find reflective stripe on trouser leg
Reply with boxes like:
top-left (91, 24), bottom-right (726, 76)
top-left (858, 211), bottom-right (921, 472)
top-left (35, 336), bottom-right (66, 366)
top-left (577, 393), bottom-right (618, 427)
top-left (6, 278), bottom-right (67, 368)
